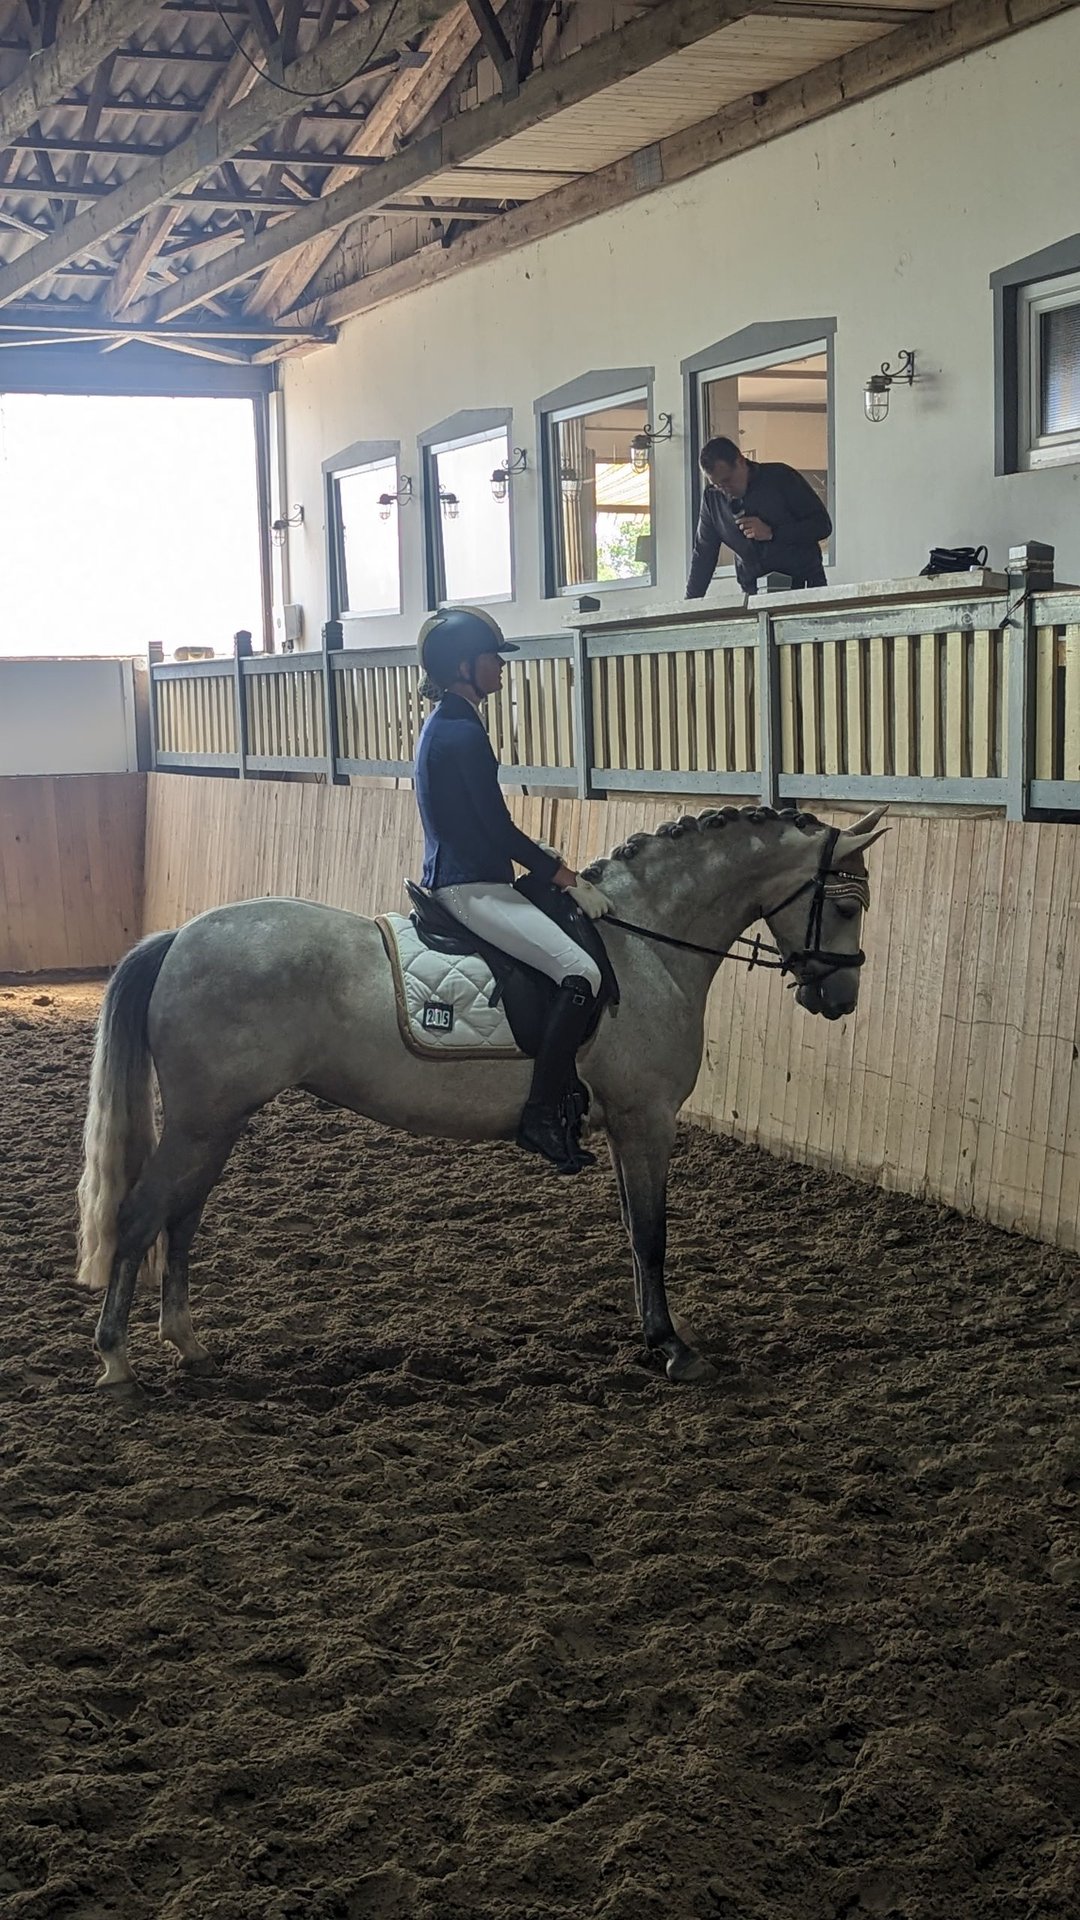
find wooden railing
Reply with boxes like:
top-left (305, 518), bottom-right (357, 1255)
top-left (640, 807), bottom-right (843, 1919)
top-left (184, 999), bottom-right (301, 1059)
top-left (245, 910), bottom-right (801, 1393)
top-left (148, 556), bottom-right (1080, 819)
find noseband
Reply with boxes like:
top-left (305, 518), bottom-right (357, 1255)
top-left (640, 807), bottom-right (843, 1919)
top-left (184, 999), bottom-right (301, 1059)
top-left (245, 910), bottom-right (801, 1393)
top-left (764, 826), bottom-right (869, 980)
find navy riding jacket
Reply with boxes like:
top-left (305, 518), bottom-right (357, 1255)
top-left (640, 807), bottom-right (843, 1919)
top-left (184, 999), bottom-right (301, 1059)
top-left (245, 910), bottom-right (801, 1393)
top-left (415, 692), bottom-right (560, 890)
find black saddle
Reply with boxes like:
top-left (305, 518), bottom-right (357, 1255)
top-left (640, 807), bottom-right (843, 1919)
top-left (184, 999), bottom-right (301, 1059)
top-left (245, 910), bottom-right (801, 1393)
top-left (402, 874), bottom-right (619, 1059)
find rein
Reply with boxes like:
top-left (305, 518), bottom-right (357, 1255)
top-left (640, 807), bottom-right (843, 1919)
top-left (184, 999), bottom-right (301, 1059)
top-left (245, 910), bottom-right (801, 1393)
top-left (600, 828), bottom-right (870, 980)
top-left (602, 916), bottom-right (785, 970)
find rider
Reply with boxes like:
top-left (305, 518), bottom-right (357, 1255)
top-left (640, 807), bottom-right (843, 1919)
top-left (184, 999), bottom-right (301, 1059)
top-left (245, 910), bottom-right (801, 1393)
top-left (414, 604), bottom-right (606, 1176)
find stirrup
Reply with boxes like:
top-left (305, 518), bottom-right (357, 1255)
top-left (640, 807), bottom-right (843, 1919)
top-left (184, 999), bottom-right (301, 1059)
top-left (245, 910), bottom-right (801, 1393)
top-left (560, 1089), bottom-right (596, 1167)
top-left (517, 1102), bottom-right (587, 1175)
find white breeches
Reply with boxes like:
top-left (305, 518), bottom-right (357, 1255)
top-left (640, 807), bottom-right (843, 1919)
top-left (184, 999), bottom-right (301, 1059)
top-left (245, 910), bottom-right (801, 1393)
top-left (433, 882), bottom-right (602, 994)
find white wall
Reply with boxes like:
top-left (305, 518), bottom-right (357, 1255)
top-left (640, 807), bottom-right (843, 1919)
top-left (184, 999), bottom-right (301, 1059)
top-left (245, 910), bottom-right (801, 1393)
top-left (0, 659), bottom-right (142, 775)
top-left (280, 12), bottom-right (1080, 647)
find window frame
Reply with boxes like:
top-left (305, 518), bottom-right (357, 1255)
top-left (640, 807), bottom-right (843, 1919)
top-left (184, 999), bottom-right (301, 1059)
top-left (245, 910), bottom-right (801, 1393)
top-left (322, 437), bottom-right (403, 623)
top-left (992, 234), bottom-right (1080, 475)
top-left (682, 320), bottom-right (835, 582)
top-left (535, 367), bottom-right (656, 599)
top-left (418, 407), bottom-right (514, 610)
top-left (1018, 268), bottom-right (1080, 470)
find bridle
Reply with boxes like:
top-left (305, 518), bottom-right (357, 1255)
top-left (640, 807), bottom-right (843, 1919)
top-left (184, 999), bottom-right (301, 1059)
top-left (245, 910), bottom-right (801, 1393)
top-left (600, 828), bottom-right (870, 982)
top-left (762, 826), bottom-right (869, 979)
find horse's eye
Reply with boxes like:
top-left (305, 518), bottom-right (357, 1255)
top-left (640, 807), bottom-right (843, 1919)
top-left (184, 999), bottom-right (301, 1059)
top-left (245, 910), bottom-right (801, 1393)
top-left (833, 897), bottom-right (861, 921)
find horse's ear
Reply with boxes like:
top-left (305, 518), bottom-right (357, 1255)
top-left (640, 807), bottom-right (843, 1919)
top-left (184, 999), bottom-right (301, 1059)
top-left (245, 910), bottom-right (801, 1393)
top-left (845, 804), bottom-right (889, 836)
top-left (837, 824), bottom-right (889, 860)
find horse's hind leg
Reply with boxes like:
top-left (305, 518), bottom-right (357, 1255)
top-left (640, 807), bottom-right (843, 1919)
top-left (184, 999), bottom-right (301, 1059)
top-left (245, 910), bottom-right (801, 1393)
top-left (95, 1250), bottom-right (145, 1392)
top-left (159, 1204), bottom-right (214, 1373)
top-left (95, 1127), bottom-right (236, 1390)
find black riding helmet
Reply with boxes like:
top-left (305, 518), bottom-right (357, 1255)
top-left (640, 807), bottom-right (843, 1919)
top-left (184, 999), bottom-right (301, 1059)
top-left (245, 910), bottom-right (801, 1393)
top-left (418, 605), bottom-right (519, 691)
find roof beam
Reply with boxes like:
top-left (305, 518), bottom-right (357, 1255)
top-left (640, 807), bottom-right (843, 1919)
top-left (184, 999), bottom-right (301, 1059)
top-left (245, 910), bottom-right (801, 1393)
top-left (0, 34), bottom-right (231, 61)
top-left (510, 0), bottom-right (555, 82)
top-left (0, 178), bottom-right (357, 209)
top-left (146, 0), bottom-right (759, 323)
top-left (279, 0), bottom-right (305, 66)
top-left (240, 0), bottom-right (281, 60)
top-left (0, 0), bottom-right (165, 143)
top-left (293, 0), bottom-right (1080, 332)
top-left (61, 52), bottom-right (118, 226)
top-left (4, 132), bottom-right (385, 162)
top-left (463, 0), bottom-right (515, 89)
top-left (59, 93), bottom-right (370, 120)
top-left (102, 12), bottom-right (269, 315)
top-left (0, 0), bottom-right (456, 308)
top-left (0, 302), bottom-right (331, 337)
top-left (247, 0), bottom-right (480, 317)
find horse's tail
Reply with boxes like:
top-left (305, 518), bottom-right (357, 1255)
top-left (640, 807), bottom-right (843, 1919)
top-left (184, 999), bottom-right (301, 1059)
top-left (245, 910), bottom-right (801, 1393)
top-left (75, 931), bottom-right (177, 1294)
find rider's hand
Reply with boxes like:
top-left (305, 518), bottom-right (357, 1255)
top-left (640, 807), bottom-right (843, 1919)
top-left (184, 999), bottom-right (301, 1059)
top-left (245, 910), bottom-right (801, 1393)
top-left (567, 877), bottom-right (615, 920)
top-left (552, 863), bottom-right (578, 890)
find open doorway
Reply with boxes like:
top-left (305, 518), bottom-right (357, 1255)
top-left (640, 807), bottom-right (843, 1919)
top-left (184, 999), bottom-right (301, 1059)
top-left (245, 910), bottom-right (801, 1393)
top-left (0, 393), bottom-right (265, 659)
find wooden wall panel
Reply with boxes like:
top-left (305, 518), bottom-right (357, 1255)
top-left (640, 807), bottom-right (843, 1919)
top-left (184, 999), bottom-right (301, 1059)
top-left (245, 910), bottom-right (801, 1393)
top-left (0, 774), bottom-right (145, 973)
top-left (141, 774), bottom-right (1080, 1253)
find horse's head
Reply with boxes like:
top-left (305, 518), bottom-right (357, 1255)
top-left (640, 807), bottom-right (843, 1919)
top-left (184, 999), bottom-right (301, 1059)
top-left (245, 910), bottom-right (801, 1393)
top-left (762, 808), bottom-right (887, 1021)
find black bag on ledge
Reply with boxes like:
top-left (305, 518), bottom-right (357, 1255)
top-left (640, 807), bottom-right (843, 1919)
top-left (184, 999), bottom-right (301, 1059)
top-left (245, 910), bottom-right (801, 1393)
top-left (919, 545), bottom-right (988, 577)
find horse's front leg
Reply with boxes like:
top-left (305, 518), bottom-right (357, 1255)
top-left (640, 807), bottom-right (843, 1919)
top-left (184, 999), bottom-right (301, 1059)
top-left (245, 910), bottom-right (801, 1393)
top-left (610, 1114), bottom-right (717, 1386)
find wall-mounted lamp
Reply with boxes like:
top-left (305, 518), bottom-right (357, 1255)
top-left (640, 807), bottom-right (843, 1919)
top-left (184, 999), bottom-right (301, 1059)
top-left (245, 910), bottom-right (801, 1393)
top-left (864, 350), bottom-right (916, 423)
top-left (630, 412), bottom-right (674, 474)
top-left (439, 487), bottom-right (460, 520)
top-left (377, 474), bottom-right (414, 520)
top-left (560, 464), bottom-right (582, 501)
top-left (490, 447), bottom-right (528, 502)
top-left (270, 504), bottom-right (304, 546)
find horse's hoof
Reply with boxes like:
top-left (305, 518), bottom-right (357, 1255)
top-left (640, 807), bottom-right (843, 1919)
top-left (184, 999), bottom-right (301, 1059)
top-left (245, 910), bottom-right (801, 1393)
top-left (178, 1352), bottom-right (217, 1378)
top-left (94, 1370), bottom-right (145, 1400)
top-left (666, 1348), bottom-right (718, 1386)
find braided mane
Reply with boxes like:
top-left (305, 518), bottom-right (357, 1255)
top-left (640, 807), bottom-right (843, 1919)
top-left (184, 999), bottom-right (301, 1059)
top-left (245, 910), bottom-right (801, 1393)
top-left (581, 805), bottom-right (823, 884)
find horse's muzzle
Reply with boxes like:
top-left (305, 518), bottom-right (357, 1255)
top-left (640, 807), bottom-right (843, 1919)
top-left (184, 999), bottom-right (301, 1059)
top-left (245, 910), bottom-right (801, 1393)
top-left (795, 976), bottom-right (858, 1020)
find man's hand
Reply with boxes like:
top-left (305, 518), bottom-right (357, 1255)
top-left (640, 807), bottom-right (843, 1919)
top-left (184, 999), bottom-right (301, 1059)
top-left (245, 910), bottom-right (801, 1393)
top-left (736, 515), bottom-right (773, 542)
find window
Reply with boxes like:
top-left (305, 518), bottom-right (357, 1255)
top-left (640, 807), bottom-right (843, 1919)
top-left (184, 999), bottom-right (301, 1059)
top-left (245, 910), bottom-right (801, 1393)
top-left (993, 238), bottom-right (1080, 475)
top-left (693, 343), bottom-right (830, 568)
top-left (327, 450), bottom-right (402, 618)
top-left (1018, 270), bottom-right (1080, 468)
top-left (545, 389), bottom-right (653, 594)
top-left (425, 426), bottom-right (513, 605)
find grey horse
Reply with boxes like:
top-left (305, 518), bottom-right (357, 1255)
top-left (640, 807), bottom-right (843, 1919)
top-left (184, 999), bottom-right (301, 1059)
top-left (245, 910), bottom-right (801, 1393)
top-left (76, 804), bottom-right (886, 1392)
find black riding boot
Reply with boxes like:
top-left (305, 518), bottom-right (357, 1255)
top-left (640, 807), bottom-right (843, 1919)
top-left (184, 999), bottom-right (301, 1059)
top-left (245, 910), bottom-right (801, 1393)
top-left (516, 975), bottom-right (598, 1174)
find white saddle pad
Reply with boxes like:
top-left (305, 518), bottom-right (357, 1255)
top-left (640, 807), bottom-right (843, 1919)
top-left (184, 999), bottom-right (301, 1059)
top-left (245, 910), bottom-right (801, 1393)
top-left (376, 913), bottom-right (525, 1060)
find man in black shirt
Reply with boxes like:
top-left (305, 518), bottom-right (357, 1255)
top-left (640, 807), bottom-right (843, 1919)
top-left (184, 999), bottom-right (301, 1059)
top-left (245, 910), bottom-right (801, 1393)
top-left (686, 435), bottom-right (832, 598)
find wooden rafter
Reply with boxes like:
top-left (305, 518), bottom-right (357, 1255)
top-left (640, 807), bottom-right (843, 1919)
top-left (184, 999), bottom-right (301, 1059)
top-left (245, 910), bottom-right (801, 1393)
top-left (103, 5), bottom-right (272, 314)
top-left (510, 0), bottom-right (555, 82)
top-left (140, 0), bottom-right (758, 324)
top-left (0, 300), bottom-right (330, 337)
top-left (246, 0), bottom-right (483, 318)
top-left (240, 0), bottom-right (280, 59)
top-left (0, 0), bottom-right (457, 309)
top-left (60, 52), bottom-right (118, 227)
top-left (4, 133), bottom-right (385, 161)
top-left (279, 0), bottom-right (305, 65)
top-left (0, 0), bottom-right (165, 144)
top-left (463, 0), bottom-right (514, 84)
